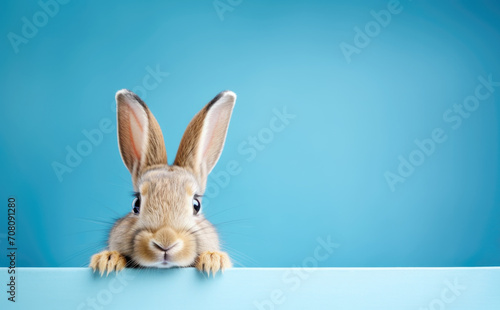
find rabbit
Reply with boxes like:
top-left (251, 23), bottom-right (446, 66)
top-left (90, 89), bottom-right (236, 276)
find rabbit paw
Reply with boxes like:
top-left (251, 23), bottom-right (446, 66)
top-left (195, 251), bottom-right (232, 276)
top-left (90, 250), bottom-right (127, 276)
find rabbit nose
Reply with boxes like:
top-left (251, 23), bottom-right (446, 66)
top-left (152, 241), bottom-right (179, 253)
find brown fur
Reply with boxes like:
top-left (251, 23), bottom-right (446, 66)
top-left (174, 95), bottom-right (235, 189)
top-left (91, 90), bottom-right (236, 275)
top-left (116, 91), bottom-right (168, 187)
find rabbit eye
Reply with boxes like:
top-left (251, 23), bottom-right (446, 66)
top-left (193, 198), bottom-right (201, 215)
top-left (132, 195), bottom-right (141, 214)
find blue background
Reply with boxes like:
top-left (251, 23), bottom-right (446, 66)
top-left (1, 0), bottom-right (499, 268)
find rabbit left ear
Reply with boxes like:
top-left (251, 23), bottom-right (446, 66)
top-left (116, 89), bottom-right (167, 186)
top-left (174, 91), bottom-right (236, 188)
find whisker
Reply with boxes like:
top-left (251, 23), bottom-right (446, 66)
top-left (210, 218), bottom-right (255, 226)
top-left (224, 246), bottom-right (258, 266)
top-left (60, 242), bottom-right (107, 266)
top-left (66, 228), bottom-right (111, 237)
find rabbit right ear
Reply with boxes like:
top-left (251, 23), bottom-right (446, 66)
top-left (174, 91), bottom-right (236, 189)
top-left (116, 89), bottom-right (167, 186)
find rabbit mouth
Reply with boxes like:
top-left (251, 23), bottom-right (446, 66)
top-left (133, 229), bottom-right (197, 268)
top-left (136, 257), bottom-right (177, 268)
top-left (150, 253), bottom-right (196, 268)
top-left (159, 252), bottom-right (174, 267)
top-left (151, 251), bottom-right (183, 268)
top-left (156, 260), bottom-right (175, 268)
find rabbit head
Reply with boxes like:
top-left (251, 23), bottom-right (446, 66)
top-left (108, 89), bottom-right (236, 268)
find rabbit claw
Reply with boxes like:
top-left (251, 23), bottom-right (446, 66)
top-left (90, 250), bottom-right (127, 276)
top-left (195, 251), bottom-right (232, 276)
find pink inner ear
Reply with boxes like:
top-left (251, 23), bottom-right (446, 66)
top-left (126, 104), bottom-right (146, 161)
top-left (200, 101), bottom-right (233, 163)
top-left (201, 112), bottom-right (221, 159)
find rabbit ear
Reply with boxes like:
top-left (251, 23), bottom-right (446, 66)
top-left (116, 89), bottom-right (167, 185)
top-left (174, 91), bottom-right (236, 187)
